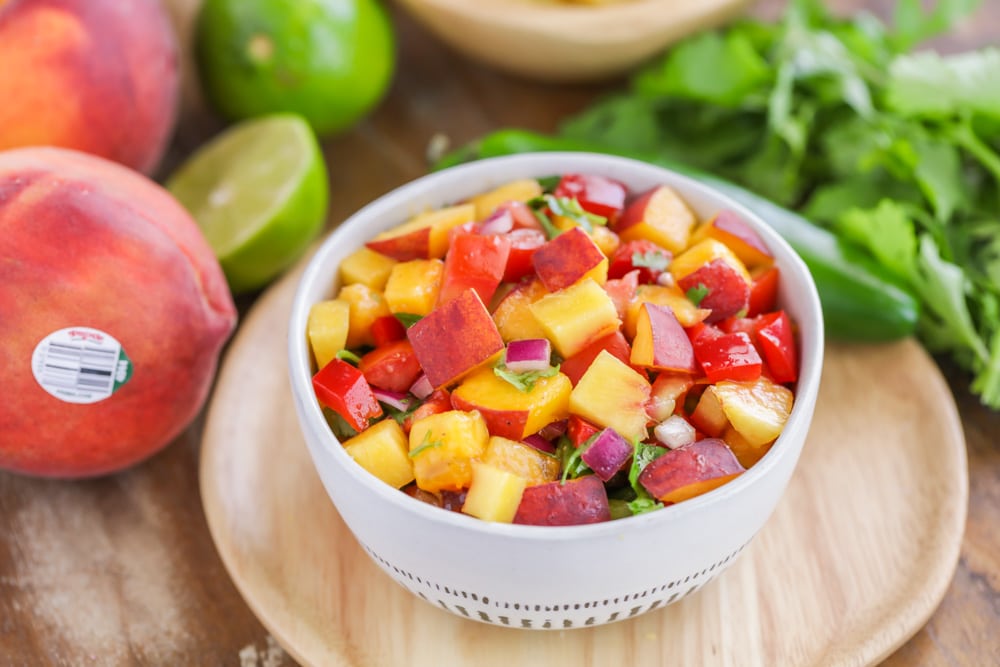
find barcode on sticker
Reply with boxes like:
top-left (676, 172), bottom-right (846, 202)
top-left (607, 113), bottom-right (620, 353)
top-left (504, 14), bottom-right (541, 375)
top-left (31, 327), bottom-right (133, 405)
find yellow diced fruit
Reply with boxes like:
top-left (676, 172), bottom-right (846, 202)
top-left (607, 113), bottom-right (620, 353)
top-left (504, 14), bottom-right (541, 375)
top-left (618, 185), bottom-right (696, 255)
top-left (307, 299), bottom-right (350, 369)
top-left (483, 436), bottom-right (560, 486)
top-left (384, 259), bottom-right (444, 316)
top-left (451, 366), bottom-right (572, 440)
top-left (493, 279), bottom-right (549, 342)
top-left (569, 349), bottom-right (651, 442)
top-left (408, 410), bottom-right (489, 493)
top-left (670, 238), bottom-right (752, 286)
top-left (529, 278), bottom-right (621, 358)
top-left (723, 424), bottom-right (772, 469)
top-left (339, 247), bottom-right (397, 291)
top-left (469, 179), bottom-right (543, 220)
top-left (590, 225), bottom-right (621, 258)
top-left (714, 377), bottom-right (794, 447)
top-left (461, 461), bottom-right (528, 523)
top-left (343, 419), bottom-right (415, 489)
top-left (337, 283), bottom-right (391, 349)
top-left (624, 284), bottom-right (711, 339)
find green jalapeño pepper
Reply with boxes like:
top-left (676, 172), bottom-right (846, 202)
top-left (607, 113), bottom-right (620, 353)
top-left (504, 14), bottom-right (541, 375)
top-left (435, 129), bottom-right (920, 343)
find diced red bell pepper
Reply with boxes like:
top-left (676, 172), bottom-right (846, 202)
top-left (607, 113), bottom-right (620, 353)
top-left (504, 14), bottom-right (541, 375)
top-left (608, 239), bottom-right (672, 284)
top-left (370, 315), bottom-right (407, 348)
top-left (359, 340), bottom-right (423, 393)
top-left (553, 173), bottom-right (627, 221)
top-left (754, 310), bottom-right (798, 383)
top-left (748, 266), bottom-right (780, 317)
top-left (560, 330), bottom-right (640, 386)
top-left (437, 231), bottom-right (512, 306)
top-left (686, 321), bottom-right (723, 347)
top-left (312, 358), bottom-right (383, 432)
top-left (693, 331), bottom-right (763, 383)
top-left (567, 415), bottom-right (601, 448)
top-left (502, 227), bottom-right (546, 282)
top-left (717, 314), bottom-right (758, 338)
top-left (403, 388), bottom-right (452, 433)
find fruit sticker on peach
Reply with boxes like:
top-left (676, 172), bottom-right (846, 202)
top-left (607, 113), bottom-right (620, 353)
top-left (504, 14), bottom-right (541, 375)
top-left (31, 327), bottom-right (133, 405)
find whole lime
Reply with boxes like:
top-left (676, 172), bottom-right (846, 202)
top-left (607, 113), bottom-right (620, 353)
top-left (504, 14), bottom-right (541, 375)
top-left (195, 0), bottom-right (395, 137)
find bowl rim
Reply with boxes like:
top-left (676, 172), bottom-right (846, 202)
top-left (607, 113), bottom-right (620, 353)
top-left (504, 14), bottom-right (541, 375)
top-left (288, 151), bottom-right (824, 541)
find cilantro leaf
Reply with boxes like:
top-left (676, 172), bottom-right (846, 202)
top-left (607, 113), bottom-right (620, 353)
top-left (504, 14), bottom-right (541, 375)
top-left (556, 435), bottom-right (593, 483)
top-left (835, 200), bottom-right (918, 283)
top-left (536, 194), bottom-right (606, 232)
top-left (335, 349), bottom-right (362, 365)
top-left (887, 48), bottom-right (1000, 119)
top-left (493, 364), bottom-right (560, 393)
top-left (632, 250), bottom-right (671, 271)
top-left (626, 440), bottom-right (667, 515)
top-left (537, 175), bottom-right (561, 192)
top-left (394, 312), bottom-right (424, 328)
top-left (892, 0), bottom-right (983, 53)
top-left (686, 283), bottom-right (711, 306)
top-left (408, 431), bottom-right (443, 459)
top-left (525, 198), bottom-right (563, 240)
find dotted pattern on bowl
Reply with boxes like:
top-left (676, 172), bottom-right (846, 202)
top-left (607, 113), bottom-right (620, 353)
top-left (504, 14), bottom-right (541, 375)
top-left (363, 539), bottom-right (752, 629)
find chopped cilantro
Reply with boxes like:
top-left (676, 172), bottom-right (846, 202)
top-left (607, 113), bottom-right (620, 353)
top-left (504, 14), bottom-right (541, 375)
top-left (626, 440), bottom-right (667, 515)
top-left (525, 198), bottom-right (563, 240)
top-left (686, 283), bottom-right (711, 306)
top-left (382, 397), bottom-right (420, 424)
top-left (335, 349), bottom-right (362, 365)
top-left (493, 360), bottom-right (560, 393)
top-left (537, 175), bottom-right (562, 192)
top-left (542, 194), bottom-right (607, 232)
top-left (556, 434), bottom-right (594, 483)
top-left (408, 431), bottom-right (443, 458)
top-left (394, 312), bottom-right (424, 328)
top-left (632, 249), bottom-right (671, 272)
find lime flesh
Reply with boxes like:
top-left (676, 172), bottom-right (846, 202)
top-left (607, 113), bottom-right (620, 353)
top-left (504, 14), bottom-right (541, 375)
top-left (167, 114), bottom-right (328, 293)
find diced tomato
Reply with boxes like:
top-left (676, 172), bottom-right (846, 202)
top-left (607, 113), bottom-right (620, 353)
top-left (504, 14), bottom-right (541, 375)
top-left (754, 310), bottom-right (798, 383)
top-left (404, 389), bottom-right (452, 433)
top-left (717, 314), bottom-right (758, 338)
top-left (359, 340), bottom-right (423, 393)
top-left (748, 266), bottom-right (780, 317)
top-left (692, 331), bottom-right (763, 383)
top-left (554, 173), bottom-right (627, 221)
top-left (567, 415), bottom-right (601, 448)
top-left (437, 231), bottom-right (511, 305)
top-left (608, 239), bottom-right (672, 284)
top-left (560, 331), bottom-right (639, 386)
top-left (371, 315), bottom-right (407, 348)
top-left (497, 200), bottom-right (544, 231)
top-left (502, 227), bottom-right (546, 282)
top-left (312, 358), bottom-right (383, 432)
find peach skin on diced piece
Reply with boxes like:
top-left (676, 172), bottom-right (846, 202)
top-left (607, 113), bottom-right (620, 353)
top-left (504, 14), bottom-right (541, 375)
top-left (638, 438), bottom-right (745, 504)
top-left (407, 289), bottom-right (504, 389)
top-left (482, 436), bottom-right (560, 486)
top-left (569, 349), bottom-right (651, 442)
top-left (646, 373), bottom-right (694, 422)
top-left (366, 204), bottom-right (475, 261)
top-left (613, 185), bottom-right (696, 255)
top-left (384, 259), bottom-right (444, 316)
top-left (688, 386), bottom-right (729, 438)
top-left (513, 475), bottom-right (611, 526)
top-left (670, 238), bottom-right (752, 286)
top-left (451, 366), bottom-right (571, 440)
top-left (408, 409), bottom-right (489, 493)
top-left (493, 279), bottom-right (549, 342)
top-left (714, 377), bottom-right (793, 447)
top-left (529, 278), bottom-right (621, 358)
top-left (690, 210), bottom-right (773, 270)
top-left (677, 258), bottom-right (751, 324)
top-left (532, 227), bottom-right (608, 291)
top-left (343, 419), bottom-right (414, 489)
top-left (630, 303), bottom-right (698, 373)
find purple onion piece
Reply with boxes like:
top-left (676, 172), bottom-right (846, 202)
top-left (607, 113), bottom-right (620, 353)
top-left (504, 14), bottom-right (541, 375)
top-left (505, 338), bottom-right (552, 372)
top-left (580, 428), bottom-right (633, 482)
top-left (409, 373), bottom-right (433, 399)
top-left (478, 209), bottom-right (514, 236)
top-left (538, 419), bottom-right (567, 440)
top-left (372, 387), bottom-right (413, 412)
top-left (522, 434), bottom-right (556, 454)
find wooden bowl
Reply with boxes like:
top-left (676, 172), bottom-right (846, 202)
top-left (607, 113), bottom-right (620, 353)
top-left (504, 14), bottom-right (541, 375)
top-left (395, 0), bottom-right (753, 82)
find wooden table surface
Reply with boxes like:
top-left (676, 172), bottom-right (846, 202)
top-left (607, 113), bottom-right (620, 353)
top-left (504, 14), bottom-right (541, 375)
top-left (1, 1), bottom-right (997, 665)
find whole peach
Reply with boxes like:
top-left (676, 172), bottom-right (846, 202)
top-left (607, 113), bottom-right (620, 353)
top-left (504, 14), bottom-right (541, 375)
top-left (0, 0), bottom-right (179, 175)
top-left (0, 147), bottom-right (237, 478)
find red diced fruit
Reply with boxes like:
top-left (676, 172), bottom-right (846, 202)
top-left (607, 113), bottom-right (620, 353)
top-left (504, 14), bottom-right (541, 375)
top-left (748, 266), bottom-right (780, 317)
top-left (553, 173), bottom-right (627, 220)
top-left (677, 258), bottom-right (750, 323)
top-left (313, 359), bottom-right (383, 432)
top-left (402, 389), bottom-right (451, 434)
top-left (502, 228), bottom-right (546, 282)
top-left (370, 315), bottom-right (407, 347)
top-left (638, 438), bottom-right (745, 503)
top-left (532, 226), bottom-right (607, 292)
top-left (560, 331), bottom-right (635, 386)
top-left (567, 415), bottom-right (601, 448)
top-left (608, 239), bottom-right (672, 284)
top-left (693, 331), bottom-right (763, 383)
top-left (498, 200), bottom-right (544, 231)
top-left (603, 269), bottom-right (639, 320)
top-left (695, 210), bottom-right (773, 269)
top-left (513, 475), bottom-right (611, 525)
top-left (754, 311), bottom-right (798, 383)
top-left (630, 302), bottom-right (697, 373)
top-left (437, 231), bottom-right (511, 306)
top-left (580, 428), bottom-right (633, 482)
top-left (359, 340), bottom-right (423, 393)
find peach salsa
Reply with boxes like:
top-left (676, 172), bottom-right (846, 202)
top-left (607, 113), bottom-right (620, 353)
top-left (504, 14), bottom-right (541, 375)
top-left (306, 174), bottom-right (798, 526)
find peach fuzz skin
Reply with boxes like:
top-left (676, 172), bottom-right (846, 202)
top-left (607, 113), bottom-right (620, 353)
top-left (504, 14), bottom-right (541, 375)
top-left (0, 0), bottom-right (179, 174)
top-left (0, 148), bottom-right (237, 478)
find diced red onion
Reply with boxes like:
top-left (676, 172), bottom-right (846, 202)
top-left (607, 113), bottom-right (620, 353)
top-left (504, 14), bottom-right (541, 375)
top-left (478, 209), bottom-right (514, 236)
top-left (538, 419), bottom-right (567, 440)
top-left (654, 415), bottom-right (696, 449)
top-left (372, 387), bottom-right (414, 412)
top-left (505, 338), bottom-right (551, 372)
top-left (580, 428), bottom-right (633, 482)
top-left (522, 434), bottom-right (556, 454)
top-left (409, 373), bottom-right (433, 400)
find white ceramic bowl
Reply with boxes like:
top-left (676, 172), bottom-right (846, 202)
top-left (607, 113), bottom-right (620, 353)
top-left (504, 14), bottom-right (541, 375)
top-left (288, 153), bottom-right (823, 630)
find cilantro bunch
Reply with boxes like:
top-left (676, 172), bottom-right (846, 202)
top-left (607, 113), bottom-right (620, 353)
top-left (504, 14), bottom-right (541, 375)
top-left (559, 0), bottom-right (1000, 408)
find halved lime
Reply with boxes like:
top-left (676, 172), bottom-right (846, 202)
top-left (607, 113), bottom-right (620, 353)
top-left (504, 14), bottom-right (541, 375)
top-left (166, 114), bottom-right (328, 293)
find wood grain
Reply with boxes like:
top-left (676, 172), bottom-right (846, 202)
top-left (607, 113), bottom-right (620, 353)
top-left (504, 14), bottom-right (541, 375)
top-left (0, 1), bottom-right (997, 665)
top-left (200, 261), bottom-right (966, 667)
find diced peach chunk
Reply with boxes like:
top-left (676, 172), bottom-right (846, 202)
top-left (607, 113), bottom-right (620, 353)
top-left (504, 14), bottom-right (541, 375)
top-left (569, 349), bottom-right (651, 442)
top-left (714, 377), bottom-right (793, 446)
top-left (529, 278), bottom-right (620, 358)
top-left (462, 461), bottom-right (528, 523)
top-left (624, 284), bottom-right (710, 338)
top-left (384, 259), bottom-right (444, 316)
top-left (343, 419), bottom-right (414, 489)
top-left (482, 436), bottom-right (560, 486)
top-left (339, 247), bottom-right (398, 291)
top-left (638, 438), bottom-right (744, 503)
top-left (451, 366), bottom-right (571, 440)
top-left (630, 302), bottom-right (697, 373)
top-left (532, 227), bottom-right (608, 291)
top-left (408, 410), bottom-right (489, 492)
top-left (307, 299), bottom-right (349, 369)
top-left (614, 185), bottom-right (696, 255)
top-left (366, 204), bottom-right (475, 260)
top-left (492, 279), bottom-right (549, 342)
top-left (337, 283), bottom-right (391, 349)
top-left (468, 179), bottom-right (543, 220)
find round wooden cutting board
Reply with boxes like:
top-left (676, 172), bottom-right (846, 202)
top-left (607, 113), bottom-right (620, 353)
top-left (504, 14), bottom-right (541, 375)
top-left (200, 265), bottom-right (968, 667)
